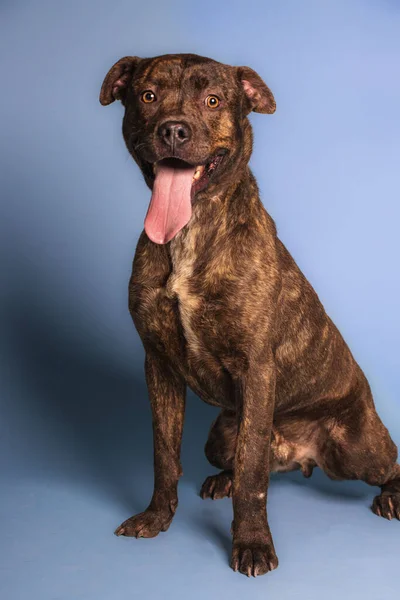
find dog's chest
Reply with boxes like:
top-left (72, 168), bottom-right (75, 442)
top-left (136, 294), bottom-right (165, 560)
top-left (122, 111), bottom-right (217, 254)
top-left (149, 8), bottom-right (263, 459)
top-left (166, 229), bottom-right (204, 358)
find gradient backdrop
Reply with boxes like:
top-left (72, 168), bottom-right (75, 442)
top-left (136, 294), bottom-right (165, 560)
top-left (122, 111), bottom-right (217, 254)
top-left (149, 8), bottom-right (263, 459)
top-left (1, 1), bottom-right (399, 598)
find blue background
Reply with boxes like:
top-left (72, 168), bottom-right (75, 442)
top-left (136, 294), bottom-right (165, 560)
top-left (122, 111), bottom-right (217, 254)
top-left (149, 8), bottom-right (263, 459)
top-left (1, 0), bottom-right (399, 598)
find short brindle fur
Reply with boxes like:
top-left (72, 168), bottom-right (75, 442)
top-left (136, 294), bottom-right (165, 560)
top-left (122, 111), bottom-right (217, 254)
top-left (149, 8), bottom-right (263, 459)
top-left (100, 53), bottom-right (400, 577)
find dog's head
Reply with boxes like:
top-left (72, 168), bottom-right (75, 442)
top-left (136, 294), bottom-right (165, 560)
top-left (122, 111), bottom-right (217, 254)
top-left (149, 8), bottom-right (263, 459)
top-left (100, 53), bottom-right (275, 244)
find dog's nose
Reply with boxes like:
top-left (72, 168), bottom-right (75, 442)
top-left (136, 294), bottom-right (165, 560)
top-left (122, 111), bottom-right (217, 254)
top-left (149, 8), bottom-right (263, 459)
top-left (158, 121), bottom-right (191, 149)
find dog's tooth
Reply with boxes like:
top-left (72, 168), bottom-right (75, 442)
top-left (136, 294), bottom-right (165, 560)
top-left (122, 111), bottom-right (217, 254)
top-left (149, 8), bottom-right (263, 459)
top-left (193, 166), bottom-right (204, 181)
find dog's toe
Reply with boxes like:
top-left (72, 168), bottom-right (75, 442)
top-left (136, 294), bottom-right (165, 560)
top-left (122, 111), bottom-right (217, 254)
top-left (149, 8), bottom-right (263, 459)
top-left (372, 492), bottom-right (400, 521)
top-left (200, 471), bottom-right (233, 500)
top-left (114, 509), bottom-right (173, 538)
top-left (231, 542), bottom-right (278, 577)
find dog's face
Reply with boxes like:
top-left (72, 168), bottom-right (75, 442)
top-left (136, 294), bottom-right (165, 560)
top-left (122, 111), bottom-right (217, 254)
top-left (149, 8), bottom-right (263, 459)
top-left (100, 53), bottom-right (275, 243)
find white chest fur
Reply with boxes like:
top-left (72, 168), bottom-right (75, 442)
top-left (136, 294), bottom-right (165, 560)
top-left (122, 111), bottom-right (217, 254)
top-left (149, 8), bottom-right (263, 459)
top-left (166, 223), bottom-right (203, 357)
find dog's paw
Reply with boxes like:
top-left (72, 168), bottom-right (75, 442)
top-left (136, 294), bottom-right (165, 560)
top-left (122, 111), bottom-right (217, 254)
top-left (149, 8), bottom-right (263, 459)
top-left (200, 471), bottom-right (233, 500)
top-left (115, 509), bottom-right (173, 538)
top-left (372, 492), bottom-right (400, 521)
top-left (231, 542), bottom-right (279, 577)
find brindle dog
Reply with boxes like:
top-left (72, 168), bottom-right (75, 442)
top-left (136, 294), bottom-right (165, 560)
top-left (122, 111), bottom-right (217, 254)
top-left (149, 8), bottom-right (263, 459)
top-left (99, 53), bottom-right (400, 577)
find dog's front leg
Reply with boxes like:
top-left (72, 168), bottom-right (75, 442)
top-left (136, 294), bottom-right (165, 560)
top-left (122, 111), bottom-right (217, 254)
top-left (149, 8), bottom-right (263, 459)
top-left (115, 350), bottom-right (186, 538)
top-left (230, 358), bottom-right (278, 577)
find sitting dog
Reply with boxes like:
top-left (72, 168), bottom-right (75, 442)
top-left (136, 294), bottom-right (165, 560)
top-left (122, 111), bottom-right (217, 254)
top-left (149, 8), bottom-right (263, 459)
top-left (99, 53), bottom-right (400, 577)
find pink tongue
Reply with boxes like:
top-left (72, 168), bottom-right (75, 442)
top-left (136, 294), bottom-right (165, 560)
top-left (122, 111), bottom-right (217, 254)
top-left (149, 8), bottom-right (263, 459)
top-left (144, 160), bottom-right (196, 244)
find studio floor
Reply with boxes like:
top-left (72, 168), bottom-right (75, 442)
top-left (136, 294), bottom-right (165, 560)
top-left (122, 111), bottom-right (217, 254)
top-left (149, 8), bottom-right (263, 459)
top-left (1, 388), bottom-right (399, 600)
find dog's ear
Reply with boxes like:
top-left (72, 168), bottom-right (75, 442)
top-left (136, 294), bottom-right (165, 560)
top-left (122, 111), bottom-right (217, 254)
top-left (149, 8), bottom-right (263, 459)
top-left (99, 56), bottom-right (142, 106)
top-left (236, 66), bottom-right (276, 115)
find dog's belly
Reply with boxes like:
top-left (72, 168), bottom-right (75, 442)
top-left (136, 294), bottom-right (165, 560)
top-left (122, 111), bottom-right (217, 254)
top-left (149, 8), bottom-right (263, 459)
top-left (270, 426), bottom-right (318, 477)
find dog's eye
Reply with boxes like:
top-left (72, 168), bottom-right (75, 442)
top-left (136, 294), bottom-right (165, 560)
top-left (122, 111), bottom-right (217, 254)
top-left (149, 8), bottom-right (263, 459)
top-left (206, 95), bottom-right (220, 109)
top-left (141, 91), bottom-right (156, 103)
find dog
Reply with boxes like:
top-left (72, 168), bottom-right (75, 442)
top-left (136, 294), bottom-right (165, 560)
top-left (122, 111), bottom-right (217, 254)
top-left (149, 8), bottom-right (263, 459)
top-left (99, 53), bottom-right (400, 577)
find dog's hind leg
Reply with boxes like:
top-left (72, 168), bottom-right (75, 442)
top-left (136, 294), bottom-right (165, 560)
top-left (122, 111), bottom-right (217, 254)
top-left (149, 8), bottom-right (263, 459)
top-left (200, 410), bottom-right (237, 499)
top-left (317, 378), bottom-right (400, 520)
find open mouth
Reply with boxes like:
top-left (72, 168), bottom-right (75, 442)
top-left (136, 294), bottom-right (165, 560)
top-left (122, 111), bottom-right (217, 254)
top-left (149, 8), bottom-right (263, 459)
top-left (152, 153), bottom-right (225, 192)
top-left (144, 153), bottom-right (226, 245)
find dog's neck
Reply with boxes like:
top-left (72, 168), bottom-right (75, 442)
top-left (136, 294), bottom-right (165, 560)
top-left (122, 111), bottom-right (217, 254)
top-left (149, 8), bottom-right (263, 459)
top-left (195, 166), bottom-right (259, 221)
top-left (168, 166), bottom-right (264, 263)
